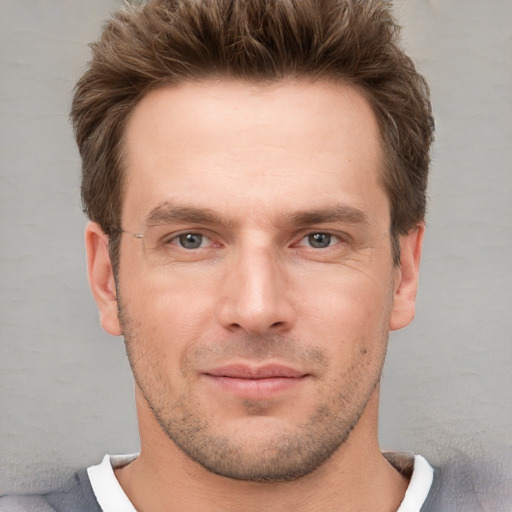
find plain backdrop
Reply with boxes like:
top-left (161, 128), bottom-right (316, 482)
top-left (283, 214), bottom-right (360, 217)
top-left (1, 0), bottom-right (511, 494)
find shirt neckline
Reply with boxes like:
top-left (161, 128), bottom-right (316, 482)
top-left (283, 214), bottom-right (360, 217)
top-left (88, 452), bottom-right (434, 512)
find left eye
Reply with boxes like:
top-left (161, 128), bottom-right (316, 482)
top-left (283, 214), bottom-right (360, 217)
top-left (298, 233), bottom-right (339, 249)
top-left (172, 233), bottom-right (210, 249)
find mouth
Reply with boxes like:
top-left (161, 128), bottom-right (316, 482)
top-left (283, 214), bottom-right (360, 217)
top-left (202, 364), bottom-right (309, 398)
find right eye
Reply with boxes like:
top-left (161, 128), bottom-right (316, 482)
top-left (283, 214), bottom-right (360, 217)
top-left (169, 232), bottom-right (212, 249)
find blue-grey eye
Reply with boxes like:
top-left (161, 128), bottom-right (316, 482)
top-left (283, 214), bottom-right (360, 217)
top-left (308, 233), bottom-right (332, 248)
top-left (178, 233), bottom-right (203, 249)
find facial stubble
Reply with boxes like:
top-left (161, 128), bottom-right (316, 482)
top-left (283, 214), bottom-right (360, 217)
top-left (118, 297), bottom-right (388, 483)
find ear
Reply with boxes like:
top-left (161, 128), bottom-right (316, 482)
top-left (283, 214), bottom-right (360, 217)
top-left (389, 223), bottom-right (425, 331)
top-left (84, 222), bottom-right (122, 336)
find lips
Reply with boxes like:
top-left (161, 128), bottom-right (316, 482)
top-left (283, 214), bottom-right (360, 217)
top-left (202, 364), bottom-right (309, 398)
top-left (205, 364), bottom-right (306, 379)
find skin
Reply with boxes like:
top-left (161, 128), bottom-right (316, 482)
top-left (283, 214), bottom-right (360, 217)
top-left (86, 79), bottom-right (424, 511)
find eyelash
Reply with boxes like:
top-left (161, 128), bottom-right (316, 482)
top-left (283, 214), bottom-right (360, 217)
top-left (164, 231), bottom-right (218, 249)
top-left (294, 232), bottom-right (344, 249)
top-left (163, 230), bottom-right (347, 250)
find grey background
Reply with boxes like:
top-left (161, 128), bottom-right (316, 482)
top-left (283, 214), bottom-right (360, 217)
top-left (1, 0), bottom-right (511, 494)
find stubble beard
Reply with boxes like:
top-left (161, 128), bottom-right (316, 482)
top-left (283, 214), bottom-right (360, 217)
top-left (119, 304), bottom-right (387, 483)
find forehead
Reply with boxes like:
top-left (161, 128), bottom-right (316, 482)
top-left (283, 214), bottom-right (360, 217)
top-left (122, 79), bottom-right (387, 226)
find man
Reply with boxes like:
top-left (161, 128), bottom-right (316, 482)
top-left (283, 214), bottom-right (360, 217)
top-left (2, 0), bottom-right (440, 510)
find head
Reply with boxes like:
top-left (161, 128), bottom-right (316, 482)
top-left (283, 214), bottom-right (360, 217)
top-left (72, 0), bottom-right (433, 274)
top-left (75, 0), bottom-right (433, 483)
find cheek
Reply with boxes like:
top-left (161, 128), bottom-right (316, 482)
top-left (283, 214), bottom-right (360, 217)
top-left (119, 266), bottom-right (221, 350)
top-left (294, 270), bottom-right (394, 359)
top-left (297, 269), bottom-right (394, 324)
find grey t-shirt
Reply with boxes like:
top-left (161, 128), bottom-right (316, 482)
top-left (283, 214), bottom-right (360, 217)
top-left (2, 450), bottom-right (511, 512)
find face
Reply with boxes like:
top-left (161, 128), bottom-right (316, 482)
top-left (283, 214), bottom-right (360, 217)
top-left (87, 79), bottom-right (422, 482)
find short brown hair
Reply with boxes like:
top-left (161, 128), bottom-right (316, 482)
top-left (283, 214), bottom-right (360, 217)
top-left (71, 0), bottom-right (434, 267)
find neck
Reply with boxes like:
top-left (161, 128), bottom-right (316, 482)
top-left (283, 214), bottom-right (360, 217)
top-left (115, 389), bottom-right (408, 512)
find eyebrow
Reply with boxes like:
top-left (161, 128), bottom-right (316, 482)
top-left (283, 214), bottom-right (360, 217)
top-left (144, 202), bottom-right (235, 228)
top-left (280, 206), bottom-right (369, 227)
top-left (143, 201), bottom-right (369, 229)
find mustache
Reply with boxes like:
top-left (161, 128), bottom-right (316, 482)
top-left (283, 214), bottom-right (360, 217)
top-left (183, 333), bottom-right (329, 369)
top-left (118, 301), bottom-right (329, 370)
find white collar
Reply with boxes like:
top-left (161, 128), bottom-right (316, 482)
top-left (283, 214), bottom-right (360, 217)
top-left (396, 454), bottom-right (434, 512)
top-left (87, 454), bottom-right (138, 512)
top-left (88, 452), bottom-right (434, 512)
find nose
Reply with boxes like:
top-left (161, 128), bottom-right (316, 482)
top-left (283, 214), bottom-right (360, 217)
top-left (216, 245), bottom-right (296, 335)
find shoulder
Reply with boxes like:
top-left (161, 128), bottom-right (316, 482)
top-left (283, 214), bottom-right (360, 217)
top-left (421, 446), bottom-right (512, 512)
top-left (0, 470), bottom-right (101, 512)
top-left (0, 494), bottom-right (55, 512)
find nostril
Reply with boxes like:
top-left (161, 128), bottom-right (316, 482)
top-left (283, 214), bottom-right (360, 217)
top-left (228, 320), bottom-right (286, 334)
